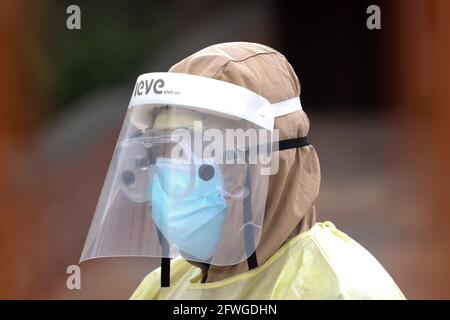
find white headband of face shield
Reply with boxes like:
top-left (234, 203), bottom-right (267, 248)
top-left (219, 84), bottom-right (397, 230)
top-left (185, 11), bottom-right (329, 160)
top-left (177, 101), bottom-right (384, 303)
top-left (129, 72), bottom-right (303, 131)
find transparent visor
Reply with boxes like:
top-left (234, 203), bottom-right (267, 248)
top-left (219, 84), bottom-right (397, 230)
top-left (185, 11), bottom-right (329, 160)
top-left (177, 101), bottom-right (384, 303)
top-left (81, 104), bottom-right (273, 265)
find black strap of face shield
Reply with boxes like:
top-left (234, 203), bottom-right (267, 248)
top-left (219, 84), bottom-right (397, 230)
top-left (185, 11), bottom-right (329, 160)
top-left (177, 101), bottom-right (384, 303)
top-left (276, 136), bottom-right (311, 151)
top-left (157, 229), bottom-right (171, 287)
top-left (161, 257), bottom-right (171, 287)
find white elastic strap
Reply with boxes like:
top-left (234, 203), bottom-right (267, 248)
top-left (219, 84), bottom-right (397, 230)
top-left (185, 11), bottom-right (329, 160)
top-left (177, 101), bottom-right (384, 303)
top-left (272, 97), bottom-right (302, 118)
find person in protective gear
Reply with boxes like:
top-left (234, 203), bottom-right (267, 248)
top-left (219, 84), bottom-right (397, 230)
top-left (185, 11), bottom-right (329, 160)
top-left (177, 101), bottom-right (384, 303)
top-left (81, 42), bottom-right (405, 300)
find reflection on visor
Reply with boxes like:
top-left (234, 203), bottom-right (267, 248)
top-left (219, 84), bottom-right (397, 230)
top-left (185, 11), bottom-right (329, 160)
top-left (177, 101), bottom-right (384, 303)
top-left (117, 135), bottom-right (193, 203)
top-left (117, 129), bottom-right (252, 203)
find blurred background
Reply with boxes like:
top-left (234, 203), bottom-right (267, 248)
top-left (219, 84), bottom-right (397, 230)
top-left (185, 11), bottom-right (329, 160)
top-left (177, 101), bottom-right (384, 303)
top-left (0, 0), bottom-right (449, 299)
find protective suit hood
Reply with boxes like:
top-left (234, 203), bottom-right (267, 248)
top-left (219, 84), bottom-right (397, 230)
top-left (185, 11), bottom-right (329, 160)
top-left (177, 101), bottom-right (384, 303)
top-left (169, 42), bottom-right (321, 282)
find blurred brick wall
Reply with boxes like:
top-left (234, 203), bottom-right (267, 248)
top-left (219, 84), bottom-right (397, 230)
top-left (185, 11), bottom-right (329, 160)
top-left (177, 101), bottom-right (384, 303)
top-left (390, 0), bottom-right (450, 298)
top-left (0, 0), bottom-right (41, 298)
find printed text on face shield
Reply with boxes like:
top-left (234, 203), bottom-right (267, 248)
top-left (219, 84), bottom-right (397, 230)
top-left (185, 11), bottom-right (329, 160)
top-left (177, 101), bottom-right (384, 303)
top-left (133, 78), bottom-right (165, 96)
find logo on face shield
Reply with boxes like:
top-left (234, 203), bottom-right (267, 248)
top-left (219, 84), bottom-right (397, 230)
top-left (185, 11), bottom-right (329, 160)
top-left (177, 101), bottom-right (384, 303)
top-left (133, 78), bottom-right (165, 96)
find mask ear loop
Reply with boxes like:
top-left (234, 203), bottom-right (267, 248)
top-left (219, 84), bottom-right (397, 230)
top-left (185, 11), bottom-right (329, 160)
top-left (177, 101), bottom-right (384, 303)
top-left (223, 187), bottom-right (249, 200)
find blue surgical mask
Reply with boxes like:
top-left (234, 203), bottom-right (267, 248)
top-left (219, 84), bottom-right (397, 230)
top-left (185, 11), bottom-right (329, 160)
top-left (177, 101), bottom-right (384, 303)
top-left (151, 158), bottom-right (228, 261)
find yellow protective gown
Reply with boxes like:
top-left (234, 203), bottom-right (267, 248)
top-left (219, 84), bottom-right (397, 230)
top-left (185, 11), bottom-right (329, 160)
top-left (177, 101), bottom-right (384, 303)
top-left (131, 222), bottom-right (405, 300)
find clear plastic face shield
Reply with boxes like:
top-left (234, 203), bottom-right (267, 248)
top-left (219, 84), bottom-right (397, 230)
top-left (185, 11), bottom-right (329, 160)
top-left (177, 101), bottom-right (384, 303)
top-left (80, 72), bottom-right (304, 267)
